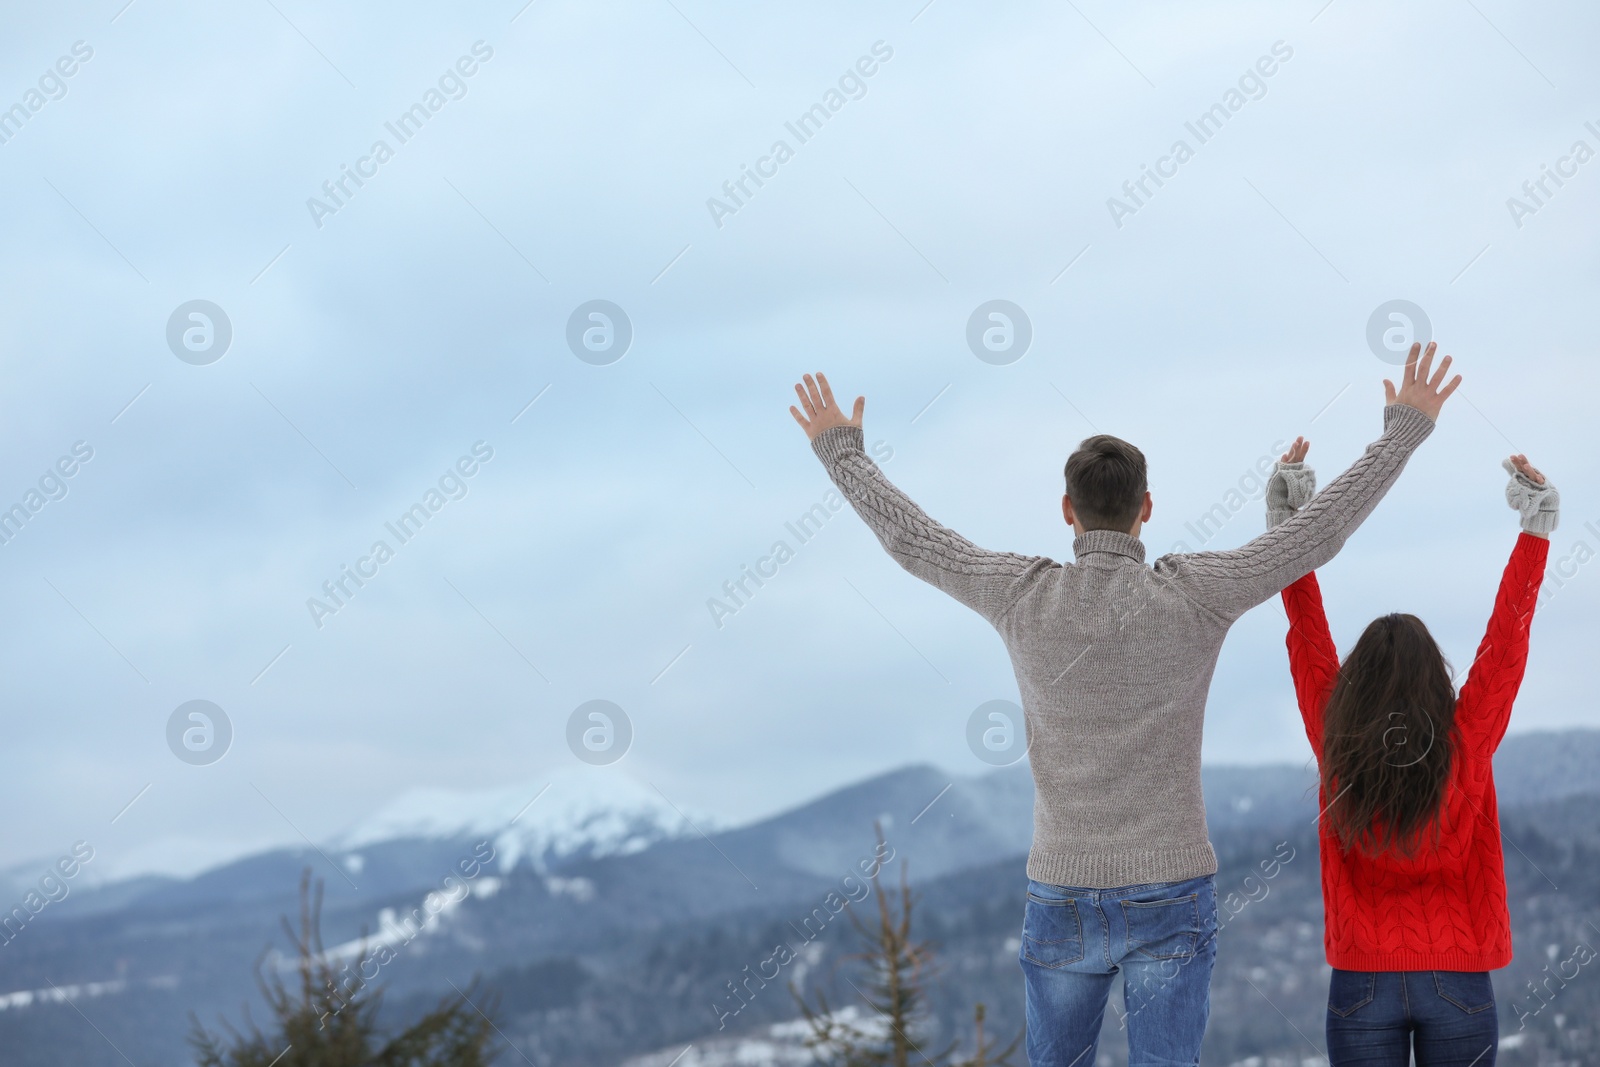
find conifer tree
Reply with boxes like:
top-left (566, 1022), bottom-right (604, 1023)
top-left (189, 870), bottom-right (500, 1067)
top-left (794, 827), bottom-right (1018, 1067)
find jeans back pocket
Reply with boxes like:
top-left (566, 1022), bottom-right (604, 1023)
top-left (1022, 887), bottom-right (1085, 968)
top-left (1121, 894), bottom-right (1199, 960)
top-left (1433, 971), bottom-right (1495, 1013)
top-left (1328, 970), bottom-right (1376, 1017)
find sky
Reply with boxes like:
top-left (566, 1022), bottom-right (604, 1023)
top-left (1, 0), bottom-right (1596, 879)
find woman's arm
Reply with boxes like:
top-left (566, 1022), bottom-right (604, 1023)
top-left (1455, 457), bottom-right (1557, 757)
top-left (1266, 443), bottom-right (1341, 755)
top-left (1281, 572), bottom-right (1341, 755)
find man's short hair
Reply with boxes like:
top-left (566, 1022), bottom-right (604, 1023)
top-left (1063, 434), bottom-right (1147, 532)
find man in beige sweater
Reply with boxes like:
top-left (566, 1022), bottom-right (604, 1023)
top-left (788, 347), bottom-right (1460, 1067)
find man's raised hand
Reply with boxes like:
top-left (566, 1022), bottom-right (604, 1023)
top-left (1383, 341), bottom-right (1462, 420)
top-left (790, 372), bottom-right (864, 442)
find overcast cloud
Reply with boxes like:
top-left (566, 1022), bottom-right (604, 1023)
top-left (1, 0), bottom-right (1596, 877)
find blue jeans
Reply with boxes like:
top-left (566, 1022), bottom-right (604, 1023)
top-left (1326, 970), bottom-right (1498, 1066)
top-left (1019, 874), bottom-right (1217, 1067)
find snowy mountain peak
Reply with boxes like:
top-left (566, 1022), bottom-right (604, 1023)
top-left (329, 766), bottom-right (721, 872)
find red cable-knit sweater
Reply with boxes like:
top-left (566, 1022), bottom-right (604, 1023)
top-left (1280, 532), bottom-right (1548, 972)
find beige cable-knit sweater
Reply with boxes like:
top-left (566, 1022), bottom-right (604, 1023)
top-left (811, 403), bottom-right (1435, 888)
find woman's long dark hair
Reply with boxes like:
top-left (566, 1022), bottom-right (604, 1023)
top-left (1320, 613), bottom-right (1458, 857)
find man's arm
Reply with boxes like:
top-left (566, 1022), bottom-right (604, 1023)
top-left (1158, 343), bottom-right (1460, 621)
top-left (791, 372), bottom-right (1046, 627)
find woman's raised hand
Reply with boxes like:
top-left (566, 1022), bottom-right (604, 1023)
top-left (1504, 455), bottom-right (1558, 538)
top-left (1508, 454), bottom-right (1545, 486)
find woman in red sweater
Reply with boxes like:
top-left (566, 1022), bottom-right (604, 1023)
top-left (1265, 444), bottom-right (1558, 1066)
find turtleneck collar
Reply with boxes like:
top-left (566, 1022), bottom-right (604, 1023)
top-left (1072, 528), bottom-right (1146, 564)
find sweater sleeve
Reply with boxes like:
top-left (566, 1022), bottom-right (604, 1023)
top-left (1281, 572), bottom-right (1340, 756)
top-left (810, 425), bottom-right (1048, 627)
top-left (1157, 403), bottom-right (1435, 622)
top-left (1454, 533), bottom-right (1549, 758)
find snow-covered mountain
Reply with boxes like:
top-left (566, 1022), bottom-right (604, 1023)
top-left (6, 733), bottom-right (1599, 1067)
top-left (328, 765), bottom-right (725, 873)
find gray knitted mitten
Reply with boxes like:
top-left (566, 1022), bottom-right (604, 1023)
top-left (1503, 458), bottom-right (1560, 535)
top-left (1266, 461), bottom-right (1317, 529)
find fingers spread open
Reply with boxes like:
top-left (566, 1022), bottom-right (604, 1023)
top-left (1416, 342), bottom-right (1435, 385)
top-left (817, 371), bottom-right (837, 410)
top-left (794, 381), bottom-right (817, 417)
top-left (803, 373), bottom-right (825, 412)
top-left (1428, 354), bottom-right (1453, 388)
